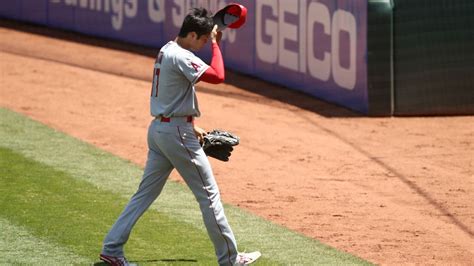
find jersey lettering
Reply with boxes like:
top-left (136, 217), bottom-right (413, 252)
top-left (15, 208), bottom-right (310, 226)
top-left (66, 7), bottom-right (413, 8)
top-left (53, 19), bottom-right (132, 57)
top-left (191, 62), bottom-right (201, 72)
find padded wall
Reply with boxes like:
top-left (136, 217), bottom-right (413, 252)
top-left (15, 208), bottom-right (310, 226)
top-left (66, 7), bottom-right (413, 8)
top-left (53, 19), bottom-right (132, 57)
top-left (393, 0), bottom-right (474, 115)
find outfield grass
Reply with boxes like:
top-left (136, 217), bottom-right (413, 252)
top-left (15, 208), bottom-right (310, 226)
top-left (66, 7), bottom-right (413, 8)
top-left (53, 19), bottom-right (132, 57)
top-left (0, 218), bottom-right (90, 264)
top-left (0, 146), bottom-right (217, 264)
top-left (0, 108), bottom-right (371, 265)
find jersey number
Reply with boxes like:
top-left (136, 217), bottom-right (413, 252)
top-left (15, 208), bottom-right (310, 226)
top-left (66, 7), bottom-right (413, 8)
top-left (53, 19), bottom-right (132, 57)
top-left (151, 52), bottom-right (163, 97)
top-left (151, 68), bottom-right (160, 97)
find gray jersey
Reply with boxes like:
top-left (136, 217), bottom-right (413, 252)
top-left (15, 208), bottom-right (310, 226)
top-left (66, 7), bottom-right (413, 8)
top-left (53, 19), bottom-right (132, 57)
top-left (150, 41), bottom-right (209, 118)
top-left (103, 39), bottom-right (252, 266)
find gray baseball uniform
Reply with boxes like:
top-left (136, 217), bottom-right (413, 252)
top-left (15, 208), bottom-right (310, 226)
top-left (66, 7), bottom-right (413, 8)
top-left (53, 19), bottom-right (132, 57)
top-left (101, 41), bottom-right (239, 265)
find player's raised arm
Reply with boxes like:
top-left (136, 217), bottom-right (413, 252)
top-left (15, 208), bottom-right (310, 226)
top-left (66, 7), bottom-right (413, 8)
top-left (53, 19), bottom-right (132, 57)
top-left (198, 25), bottom-right (224, 84)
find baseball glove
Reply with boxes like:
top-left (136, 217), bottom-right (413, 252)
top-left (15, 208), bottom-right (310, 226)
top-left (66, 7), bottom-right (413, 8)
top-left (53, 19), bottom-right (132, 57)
top-left (202, 129), bottom-right (240, 162)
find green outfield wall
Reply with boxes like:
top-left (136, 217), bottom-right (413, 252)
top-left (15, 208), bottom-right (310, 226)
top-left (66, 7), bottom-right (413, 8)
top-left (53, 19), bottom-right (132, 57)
top-left (394, 0), bottom-right (473, 115)
top-left (368, 0), bottom-right (394, 116)
top-left (369, 0), bottom-right (474, 116)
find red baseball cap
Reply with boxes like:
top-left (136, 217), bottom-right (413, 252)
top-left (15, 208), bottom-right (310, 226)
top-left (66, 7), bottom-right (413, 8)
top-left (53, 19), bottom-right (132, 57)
top-left (213, 3), bottom-right (248, 31)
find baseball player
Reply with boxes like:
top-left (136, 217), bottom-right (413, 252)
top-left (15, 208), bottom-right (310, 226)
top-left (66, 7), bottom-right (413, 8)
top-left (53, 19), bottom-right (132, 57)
top-left (99, 8), bottom-right (261, 266)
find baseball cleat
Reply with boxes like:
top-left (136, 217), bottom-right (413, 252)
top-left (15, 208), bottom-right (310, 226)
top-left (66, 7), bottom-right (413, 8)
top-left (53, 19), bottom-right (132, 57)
top-left (235, 251), bottom-right (262, 265)
top-left (99, 253), bottom-right (131, 266)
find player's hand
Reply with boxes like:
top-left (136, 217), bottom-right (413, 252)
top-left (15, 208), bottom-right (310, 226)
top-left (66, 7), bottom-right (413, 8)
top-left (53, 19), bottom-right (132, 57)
top-left (211, 25), bottom-right (222, 44)
top-left (193, 125), bottom-right (207, 144)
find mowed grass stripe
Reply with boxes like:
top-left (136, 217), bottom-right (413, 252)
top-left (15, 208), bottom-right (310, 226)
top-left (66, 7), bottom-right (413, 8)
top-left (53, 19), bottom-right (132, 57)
top-left (0, 146), bottom-right (221, 265)
top-left (0, 218), bottom-right (89, 264)
top-left (0, 108), bottom-right (370, 265)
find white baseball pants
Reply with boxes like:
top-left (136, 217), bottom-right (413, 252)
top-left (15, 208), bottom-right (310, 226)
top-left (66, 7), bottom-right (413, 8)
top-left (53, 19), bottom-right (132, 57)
top-left (101, 117), bottom-right (238, 265)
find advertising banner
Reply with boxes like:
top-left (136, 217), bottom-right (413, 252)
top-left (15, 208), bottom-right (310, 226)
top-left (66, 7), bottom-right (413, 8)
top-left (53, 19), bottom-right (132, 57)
top-left (1, 0), bottom-right (369, 114)
top-left (253, 0), bottom-right (368, 112)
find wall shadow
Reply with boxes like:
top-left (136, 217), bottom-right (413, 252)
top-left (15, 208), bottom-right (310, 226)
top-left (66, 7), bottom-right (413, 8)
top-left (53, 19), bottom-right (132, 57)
top-left (0, 18), bottom-right (360, 118)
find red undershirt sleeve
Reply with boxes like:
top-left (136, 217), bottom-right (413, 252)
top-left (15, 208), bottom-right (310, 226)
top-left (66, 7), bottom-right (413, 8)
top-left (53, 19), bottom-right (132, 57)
top-left (198, 42), bottom-right (225, 84)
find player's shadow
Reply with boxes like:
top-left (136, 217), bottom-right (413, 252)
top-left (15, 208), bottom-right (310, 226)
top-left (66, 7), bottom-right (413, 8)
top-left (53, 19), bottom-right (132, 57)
top-left (93, 258), bottom-right (198, 265)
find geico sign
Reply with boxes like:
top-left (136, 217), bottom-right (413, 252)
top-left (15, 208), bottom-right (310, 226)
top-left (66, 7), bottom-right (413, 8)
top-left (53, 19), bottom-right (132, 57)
top-left (256, 0), bottom-right (357, 90)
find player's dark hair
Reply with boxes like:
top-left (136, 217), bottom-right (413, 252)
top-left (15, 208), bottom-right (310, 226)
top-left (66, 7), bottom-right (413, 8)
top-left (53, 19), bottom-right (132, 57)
top-left (178, 8), bottom-right (214, 39)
